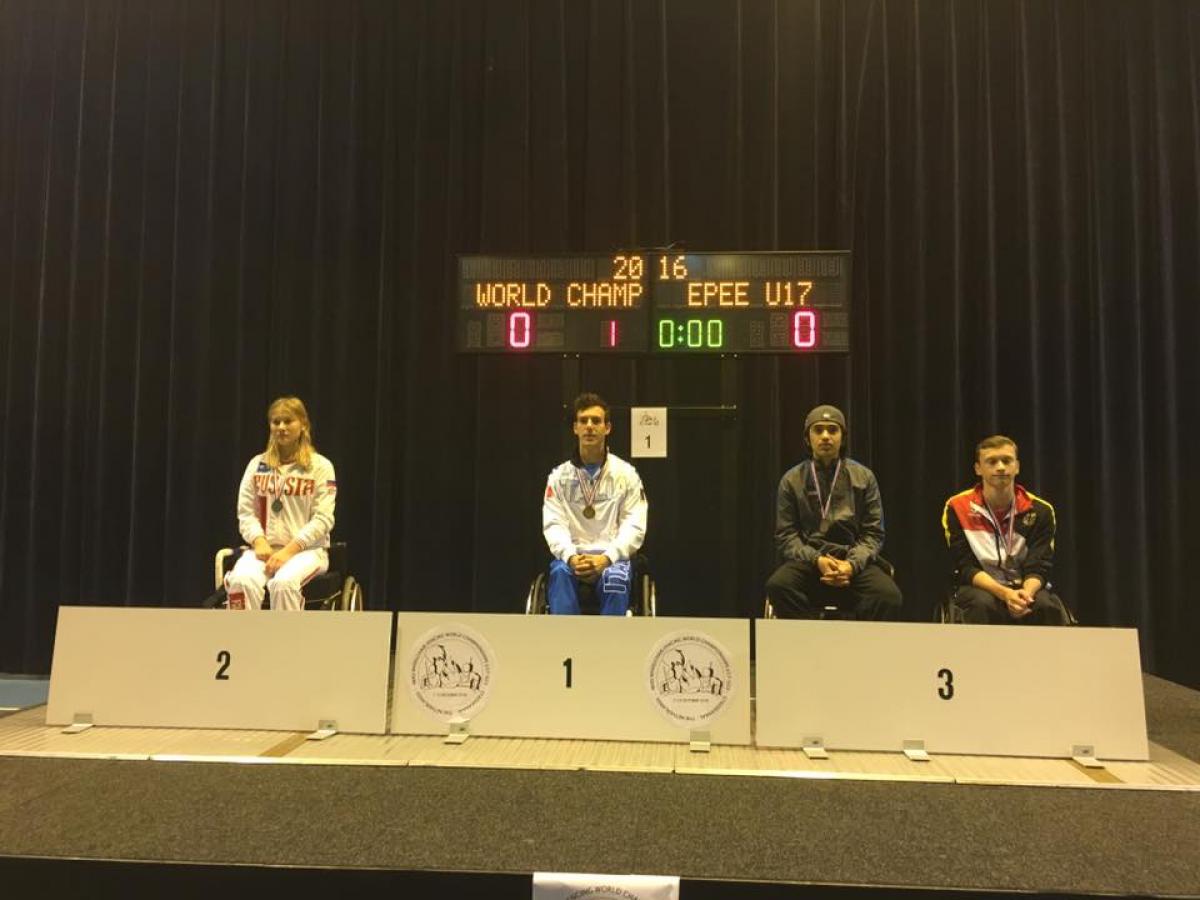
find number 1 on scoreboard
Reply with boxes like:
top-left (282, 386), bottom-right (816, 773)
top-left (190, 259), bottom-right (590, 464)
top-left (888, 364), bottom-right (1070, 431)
top-left (602, 319), bottom-right (619, 348)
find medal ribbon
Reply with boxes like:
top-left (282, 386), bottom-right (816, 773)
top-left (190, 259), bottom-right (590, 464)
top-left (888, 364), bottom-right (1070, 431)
top-left (809, 459), bottom-right (843, 521)
top-left (575, 463), bottom-right (605, 512)
top-left (270, 465), bottom-right (288, 512)
top-left (983, 498), bottom-right (1017, 569)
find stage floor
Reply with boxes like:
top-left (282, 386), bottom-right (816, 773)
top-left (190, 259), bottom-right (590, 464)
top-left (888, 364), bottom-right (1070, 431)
top-left (2, 676), bottom-right (1199, 897)
top-left (2, 702), bottom-right (1198, 793)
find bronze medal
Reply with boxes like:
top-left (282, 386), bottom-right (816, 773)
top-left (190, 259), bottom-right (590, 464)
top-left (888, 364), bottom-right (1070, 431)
top-left (575, 461), bottom-right (605, 522)
top-left (271, 499), bottom-right (283, 513)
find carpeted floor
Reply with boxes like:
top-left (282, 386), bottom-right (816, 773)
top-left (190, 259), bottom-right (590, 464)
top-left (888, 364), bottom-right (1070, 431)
top-left (1144, 675), bottom-right (1200, 764)
top-left (0, 755), bottom-right (1197, 895)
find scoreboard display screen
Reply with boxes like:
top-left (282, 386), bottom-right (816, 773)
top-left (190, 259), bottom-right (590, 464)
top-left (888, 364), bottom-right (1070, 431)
top-left (458, 254), bottom-right (650, 353)
top-left (456, 251), bottom-right (850, 354)
top-left (651, 252), bottom-right (850, 354)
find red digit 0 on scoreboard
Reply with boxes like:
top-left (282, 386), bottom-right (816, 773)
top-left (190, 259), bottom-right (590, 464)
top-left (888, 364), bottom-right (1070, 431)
top-left (508, 311), bottom-right (532, 349)
top-left (792, 309), bottom-right (818, 349)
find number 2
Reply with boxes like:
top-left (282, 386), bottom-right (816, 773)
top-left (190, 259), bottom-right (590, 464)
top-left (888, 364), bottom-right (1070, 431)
top-left (215, 650), bottom-right (231, 680)
top-left (937, 668), bottom-right (954, 700)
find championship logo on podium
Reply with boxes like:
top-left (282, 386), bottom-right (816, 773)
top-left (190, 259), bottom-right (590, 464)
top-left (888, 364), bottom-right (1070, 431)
top-left (407, 627), bottom-right (495, 721)
top-left (645, 632), bottom-right (734, 726)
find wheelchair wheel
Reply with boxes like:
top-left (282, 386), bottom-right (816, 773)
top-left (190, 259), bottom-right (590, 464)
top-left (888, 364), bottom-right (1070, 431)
top-left (339, 576), bottom-right (363, 611)
top-left (525, 572), bottom-right (548, 614)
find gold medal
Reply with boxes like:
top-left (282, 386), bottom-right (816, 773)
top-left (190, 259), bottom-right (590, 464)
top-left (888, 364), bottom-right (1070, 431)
top-left (583, 505), bottom-right (596, 519)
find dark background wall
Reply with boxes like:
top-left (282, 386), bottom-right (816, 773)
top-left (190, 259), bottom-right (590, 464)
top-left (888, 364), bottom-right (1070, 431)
top-left (1, 0), bottom-right (1197, 687)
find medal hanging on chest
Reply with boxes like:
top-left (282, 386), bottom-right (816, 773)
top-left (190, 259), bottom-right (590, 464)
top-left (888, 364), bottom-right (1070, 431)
top-left (270, 467), bottom-right (286, 514)
top-left (809, 459), bottom-right (843, 521)
top-left (575, 464), bottom-right (603, 520)
top-left (985, 500), bottom-right (1016, 568)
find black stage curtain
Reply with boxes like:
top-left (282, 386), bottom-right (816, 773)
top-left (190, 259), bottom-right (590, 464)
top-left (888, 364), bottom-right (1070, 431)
top-left (1, 1), bottom-right (1197, 686)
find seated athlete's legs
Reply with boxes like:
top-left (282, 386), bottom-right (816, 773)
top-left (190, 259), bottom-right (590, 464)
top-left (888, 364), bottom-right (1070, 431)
top-left (266, 548), bottom-right (328, 611)
top-left (764, 560), bottom-right (822, 618)
top-left (547, 559), bottom-right (581, 615)
top-left (1021, 589), bottom-right (1072, 625)
top-left (953, 585), bottom-right (1008, 624)
top-left (848, 563), bottom-right (903, 620)
top-left (597, 559), bottom-right (633, 615)
top-left (954, 585), bottom-right (1070, 625)
top-left (225, 550), bottom-right (268, 610)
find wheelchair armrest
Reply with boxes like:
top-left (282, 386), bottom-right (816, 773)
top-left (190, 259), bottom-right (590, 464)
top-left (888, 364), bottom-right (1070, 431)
top-left (214, 547), bottom-right (244, 589)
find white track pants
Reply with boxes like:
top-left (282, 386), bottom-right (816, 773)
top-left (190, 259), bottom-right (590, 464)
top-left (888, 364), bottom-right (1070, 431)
top-left (224, 547), bottom-right (329, 611)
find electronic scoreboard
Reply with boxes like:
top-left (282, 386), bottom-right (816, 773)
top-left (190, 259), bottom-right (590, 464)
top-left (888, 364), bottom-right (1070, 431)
top-left (457, 254), bottom-right (649, 353)
top-left (650, 252), bottom-right (849, 353)
top-left (457, 251), bottom-right (850, 354)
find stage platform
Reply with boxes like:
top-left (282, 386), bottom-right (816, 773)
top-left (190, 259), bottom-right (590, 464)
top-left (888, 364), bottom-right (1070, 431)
top-left (1, 674), bottom-right (1198, 897)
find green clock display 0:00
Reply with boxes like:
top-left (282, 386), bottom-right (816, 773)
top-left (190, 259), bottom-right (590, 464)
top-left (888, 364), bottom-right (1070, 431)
top-left (657, 318), bottom-right (724, 349)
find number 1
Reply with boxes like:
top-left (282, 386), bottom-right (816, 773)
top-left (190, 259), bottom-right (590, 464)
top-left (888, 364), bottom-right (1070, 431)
top-left (563, 657), bottom-right (573, 688)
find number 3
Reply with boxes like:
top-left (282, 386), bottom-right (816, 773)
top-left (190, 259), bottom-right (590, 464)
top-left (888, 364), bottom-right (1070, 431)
top-left (937, 668), bottom-right (954, 700)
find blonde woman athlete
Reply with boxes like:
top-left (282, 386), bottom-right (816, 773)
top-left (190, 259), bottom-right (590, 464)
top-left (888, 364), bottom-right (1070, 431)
top-left (225, 397), bottom-right (337, 611)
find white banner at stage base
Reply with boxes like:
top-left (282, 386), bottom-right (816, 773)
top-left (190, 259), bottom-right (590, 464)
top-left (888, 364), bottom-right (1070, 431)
top-left (533, 872), bottom-right (679, 900)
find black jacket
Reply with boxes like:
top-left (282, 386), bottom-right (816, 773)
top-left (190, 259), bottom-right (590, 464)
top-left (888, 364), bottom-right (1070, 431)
top-left (775, 457), bottom-right (886, 574)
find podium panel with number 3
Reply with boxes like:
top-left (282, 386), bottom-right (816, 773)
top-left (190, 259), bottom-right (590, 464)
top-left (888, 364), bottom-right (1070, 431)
top-left (755, 620), bottom-right (1148, 759)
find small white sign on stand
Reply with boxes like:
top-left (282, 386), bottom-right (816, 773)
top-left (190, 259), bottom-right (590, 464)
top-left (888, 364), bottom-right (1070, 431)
top-left (755, 620), bottom-right (1149, 760)
top-left (391, 613), bottom-right (750, 744)
top-left (46, 607), bottom-right (393, 734)
top-left (630, 407), bottom-right (667, 458)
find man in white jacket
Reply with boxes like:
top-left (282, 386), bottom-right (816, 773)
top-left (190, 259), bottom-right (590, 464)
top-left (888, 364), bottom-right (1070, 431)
top-left (542, 393), bottom-right (647, 614)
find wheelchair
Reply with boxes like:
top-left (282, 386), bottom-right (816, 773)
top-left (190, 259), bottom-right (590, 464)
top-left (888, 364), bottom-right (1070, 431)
top-left (203, 541), bottom-right (364, 611)
top-left (525, 553), bottom-right (656, 616)
top-left (936, 581), bottom-right (1077, 625)
top-left (763, 557), bottom-right (896, 619)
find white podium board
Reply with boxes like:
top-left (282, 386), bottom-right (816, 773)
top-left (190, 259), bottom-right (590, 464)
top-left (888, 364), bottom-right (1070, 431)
top-left (755, 621), bottom-right (1148, 759)
top-left (46, 607), bottom-right (393, 734)
top-left (391, 613), bottom-right (751, 744)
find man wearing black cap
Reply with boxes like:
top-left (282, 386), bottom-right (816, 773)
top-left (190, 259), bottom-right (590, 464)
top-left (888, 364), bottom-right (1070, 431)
top-left (765, 404), bottom-right (902, 619)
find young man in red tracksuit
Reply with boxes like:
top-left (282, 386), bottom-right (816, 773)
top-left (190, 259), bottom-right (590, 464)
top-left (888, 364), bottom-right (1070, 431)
top-left (942, 435), bottom-right (1071, 625)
